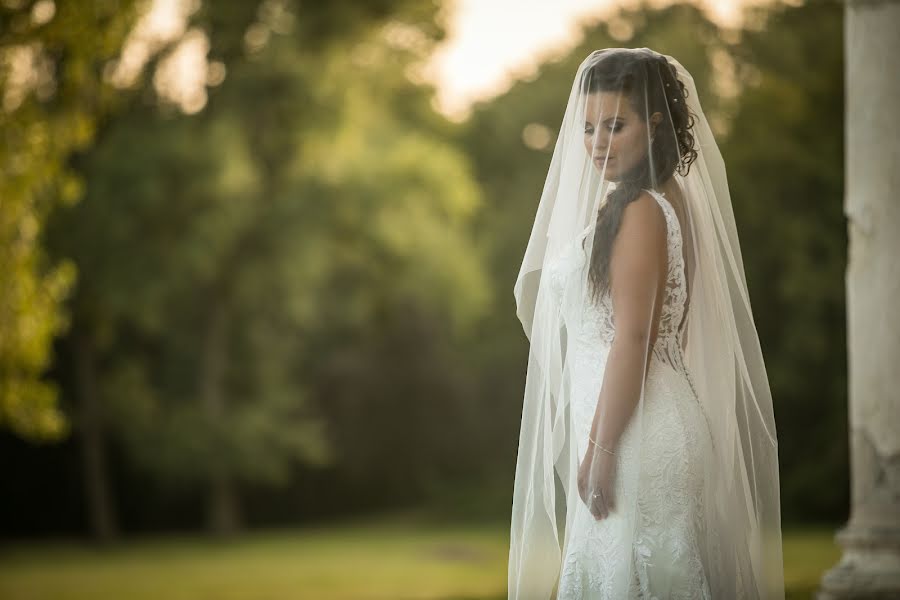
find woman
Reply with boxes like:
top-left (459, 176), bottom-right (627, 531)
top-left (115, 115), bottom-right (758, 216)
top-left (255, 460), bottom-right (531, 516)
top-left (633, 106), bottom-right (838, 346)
top-left (509, 48), bottom-right (785, 599)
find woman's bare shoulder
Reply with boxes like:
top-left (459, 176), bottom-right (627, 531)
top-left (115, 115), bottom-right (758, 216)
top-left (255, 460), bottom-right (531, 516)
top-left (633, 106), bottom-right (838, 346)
top-left (619, 191), bottom-right (667, 243)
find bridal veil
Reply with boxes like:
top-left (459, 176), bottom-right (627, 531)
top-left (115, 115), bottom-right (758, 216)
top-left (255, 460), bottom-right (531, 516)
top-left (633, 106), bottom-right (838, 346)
top-left (509, 48), bottom-right (784, 599)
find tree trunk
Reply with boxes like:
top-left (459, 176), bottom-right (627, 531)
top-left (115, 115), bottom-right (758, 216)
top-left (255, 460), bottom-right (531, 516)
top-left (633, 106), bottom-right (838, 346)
top-left (201, 298), bottom-right (240, 537)
top-left (74, 329), bottom-right (118, 543)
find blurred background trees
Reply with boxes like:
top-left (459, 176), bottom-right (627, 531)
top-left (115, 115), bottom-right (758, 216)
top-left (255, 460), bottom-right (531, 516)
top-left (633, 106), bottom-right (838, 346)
top-left (0, 0), bottom-right (846, 544)
top-left (0, 0), bottom-right (139, 443)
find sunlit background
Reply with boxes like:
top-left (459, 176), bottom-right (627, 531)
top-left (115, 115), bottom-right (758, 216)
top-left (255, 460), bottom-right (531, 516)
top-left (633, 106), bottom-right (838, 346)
top-left (1, 0), bottom-right (848, 598)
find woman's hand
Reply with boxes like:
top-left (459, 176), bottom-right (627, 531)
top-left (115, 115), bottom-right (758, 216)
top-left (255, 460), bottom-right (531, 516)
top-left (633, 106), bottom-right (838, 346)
top-left (577, 443), bottom-right (618, 521)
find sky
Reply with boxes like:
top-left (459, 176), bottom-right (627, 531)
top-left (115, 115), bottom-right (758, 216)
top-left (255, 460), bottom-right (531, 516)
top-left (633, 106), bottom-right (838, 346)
top-left (96, 0), bottom-right (782, 118)
top-left (423, 0), bottom-right (779, 120)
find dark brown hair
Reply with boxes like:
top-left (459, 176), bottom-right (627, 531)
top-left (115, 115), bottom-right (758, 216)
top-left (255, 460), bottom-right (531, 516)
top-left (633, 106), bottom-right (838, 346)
top-left (580, 51), bottom-right (698, 302)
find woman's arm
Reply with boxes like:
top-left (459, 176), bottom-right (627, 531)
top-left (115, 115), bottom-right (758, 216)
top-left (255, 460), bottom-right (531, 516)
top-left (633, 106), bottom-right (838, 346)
top-left (589, 192), bottom-right (668, 451)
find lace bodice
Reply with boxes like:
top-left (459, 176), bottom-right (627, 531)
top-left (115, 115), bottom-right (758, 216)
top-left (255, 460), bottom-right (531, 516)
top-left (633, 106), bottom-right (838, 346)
top-left (546, 188), bottom-right (692, 382)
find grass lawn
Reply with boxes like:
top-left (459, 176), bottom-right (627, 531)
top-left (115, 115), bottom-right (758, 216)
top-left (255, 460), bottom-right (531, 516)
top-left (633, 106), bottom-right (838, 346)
top-left (0, 511), bottom-right (841, 600)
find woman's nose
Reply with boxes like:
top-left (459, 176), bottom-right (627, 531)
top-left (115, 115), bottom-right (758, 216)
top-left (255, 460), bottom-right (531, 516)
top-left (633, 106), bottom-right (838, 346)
top-left (592, 131), bottom-right (610, 154)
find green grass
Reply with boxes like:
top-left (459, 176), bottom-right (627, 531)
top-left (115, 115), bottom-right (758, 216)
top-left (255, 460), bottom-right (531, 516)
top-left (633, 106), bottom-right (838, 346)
top-left (0, 511), bottom-right (841, 600)
top-left (782, 525), bottom-right (842, 600)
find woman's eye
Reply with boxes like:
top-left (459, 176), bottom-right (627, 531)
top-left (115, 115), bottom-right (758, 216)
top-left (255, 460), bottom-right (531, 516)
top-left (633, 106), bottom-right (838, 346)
top-left (585, 123), bottom-right (622, 134)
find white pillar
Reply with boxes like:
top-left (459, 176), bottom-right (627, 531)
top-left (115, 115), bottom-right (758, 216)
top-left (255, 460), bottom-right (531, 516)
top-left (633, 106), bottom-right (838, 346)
top-left (817, 1), bottom-right (900, 598)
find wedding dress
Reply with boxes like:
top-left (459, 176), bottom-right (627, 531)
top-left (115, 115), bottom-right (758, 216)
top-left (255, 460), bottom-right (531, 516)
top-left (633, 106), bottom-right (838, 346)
top-left (548, 188), bottom-right (721, 599)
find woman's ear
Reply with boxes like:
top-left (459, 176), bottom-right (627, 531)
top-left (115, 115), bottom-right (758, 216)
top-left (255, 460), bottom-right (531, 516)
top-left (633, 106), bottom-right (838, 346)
top-left (649, 111), bottom-right (663, 135)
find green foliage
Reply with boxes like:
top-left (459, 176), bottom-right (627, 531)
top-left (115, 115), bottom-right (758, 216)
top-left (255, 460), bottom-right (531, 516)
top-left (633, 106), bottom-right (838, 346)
top-left (721, 1), bottom-right (847, 522)
top-left (0, 0), bottom-right (140, 441)
top-left (42, 0), bottom-right (488, 506)
top-left (2, 0), bottom-right (852, 532)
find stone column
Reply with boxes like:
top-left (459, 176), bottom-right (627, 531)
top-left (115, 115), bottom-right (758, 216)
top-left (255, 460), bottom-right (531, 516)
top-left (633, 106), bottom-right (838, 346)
top-left (817, 1), bottom-right (900, 598)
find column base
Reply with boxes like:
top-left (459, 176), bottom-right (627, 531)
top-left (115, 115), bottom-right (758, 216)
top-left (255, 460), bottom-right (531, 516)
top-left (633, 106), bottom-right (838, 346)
top-left (817, 524), bottom-right (900, 600)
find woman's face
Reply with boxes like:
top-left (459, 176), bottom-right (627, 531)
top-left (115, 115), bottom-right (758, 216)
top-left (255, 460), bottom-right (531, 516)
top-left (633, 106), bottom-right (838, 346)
top-left (583, 90), bottom-right (661, 180)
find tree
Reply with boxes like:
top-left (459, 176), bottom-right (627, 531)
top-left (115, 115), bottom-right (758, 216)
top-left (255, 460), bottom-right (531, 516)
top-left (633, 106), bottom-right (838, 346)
top-left (45, 0), bottom-right (488, 537)
top-left (0, 0), bottom-right (139, 444)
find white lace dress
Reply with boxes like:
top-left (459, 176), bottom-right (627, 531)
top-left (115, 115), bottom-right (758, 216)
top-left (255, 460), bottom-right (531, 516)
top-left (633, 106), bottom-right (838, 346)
top-left (547, 189), bottom-right (719, 599)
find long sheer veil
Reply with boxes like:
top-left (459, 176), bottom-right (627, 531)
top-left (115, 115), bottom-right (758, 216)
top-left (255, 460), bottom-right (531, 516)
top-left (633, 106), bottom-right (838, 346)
top-left (509, 48), bottom-right (784, 599)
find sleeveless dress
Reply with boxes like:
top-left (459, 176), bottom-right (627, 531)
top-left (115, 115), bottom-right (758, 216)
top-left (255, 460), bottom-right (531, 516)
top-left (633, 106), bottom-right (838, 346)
top-left (546, 189), bottom-right (719, 599)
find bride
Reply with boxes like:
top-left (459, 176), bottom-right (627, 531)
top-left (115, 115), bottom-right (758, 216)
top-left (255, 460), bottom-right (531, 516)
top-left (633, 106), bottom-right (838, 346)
top-left (509, 48), bottom-right (785, 599)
